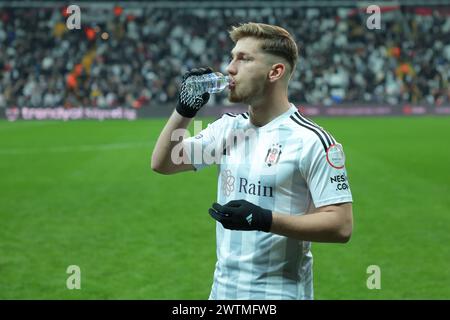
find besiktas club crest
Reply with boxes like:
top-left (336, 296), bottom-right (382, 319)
top-left (265, 143), bottom-right (282, 167)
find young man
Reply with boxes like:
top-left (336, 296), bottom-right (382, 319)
top-left (151, 23), bottom-right (353, 300)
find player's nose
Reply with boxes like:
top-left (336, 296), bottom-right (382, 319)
top-left (226, 60), bottom-right (237, 76)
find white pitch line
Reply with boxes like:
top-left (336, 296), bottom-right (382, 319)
top-left (0, 142), bottom-right (152, 155)
top-left (0, 121), bottom-right (61, 131)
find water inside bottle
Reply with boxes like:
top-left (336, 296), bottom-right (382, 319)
top-left (185, 73), bottom-right (230, 95)
top-left (208, 75), bottom-right (230, 93)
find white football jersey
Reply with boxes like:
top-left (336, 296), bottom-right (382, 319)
top-left (184, 104), bottom-right (353, 300)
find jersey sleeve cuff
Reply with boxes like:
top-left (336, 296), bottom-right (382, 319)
top-left (313, 196), bottom-right (353, 208)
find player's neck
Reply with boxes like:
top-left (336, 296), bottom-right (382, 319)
top-left (248, 92), bottom-right (291, 127)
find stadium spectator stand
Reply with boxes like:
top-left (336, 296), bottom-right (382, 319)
top-left (0, 2), bottom-right (449, 109)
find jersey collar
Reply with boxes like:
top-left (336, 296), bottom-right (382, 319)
top-left (247, 103), bottom-right (298, 131)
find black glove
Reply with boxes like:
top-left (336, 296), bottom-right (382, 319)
top-left (209, 200), bottom-right (273, 232)
top-left (176, 67), bottom-right (212, 118)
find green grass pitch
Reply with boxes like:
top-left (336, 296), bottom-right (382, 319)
top-left (0, 116), bottom-right (449, 299)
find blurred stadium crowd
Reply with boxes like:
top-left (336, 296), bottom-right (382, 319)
top-left (0, 4), bottom-right (449, 109)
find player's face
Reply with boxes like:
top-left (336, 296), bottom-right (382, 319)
top-left (226, 37), bottom-right (273, 104)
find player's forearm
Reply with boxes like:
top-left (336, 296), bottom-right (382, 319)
top-left (151, 110), bottom-right (192, 173)
top-left (270, 203), bottom-right (353, 243)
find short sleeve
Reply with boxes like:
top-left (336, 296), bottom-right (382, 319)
top-left (183, 115), bottom-right (227, 171)
top-left (299, 139), bottom-right (353, 208)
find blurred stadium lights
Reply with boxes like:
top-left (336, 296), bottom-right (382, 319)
top-left (2, 0), bottom-right (450, 8)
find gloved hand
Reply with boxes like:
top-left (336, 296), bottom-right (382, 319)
top-left (176, 67), bottom-right (213, 118)
top-left (209, 200), bottom-right (273, 232)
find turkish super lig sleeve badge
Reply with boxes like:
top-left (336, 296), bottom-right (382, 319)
top-left (265, 143), bottom-right (282, 167)
top-left (326, 144), bottom-right (345, 169)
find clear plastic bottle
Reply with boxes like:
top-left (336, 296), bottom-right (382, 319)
top-left (185, 72), bottom-right (230, 96)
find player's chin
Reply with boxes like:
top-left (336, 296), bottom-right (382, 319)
top-left (228, 89), bottom-right (249, 103)
top-left (228, 92), bottom-right (241, 103)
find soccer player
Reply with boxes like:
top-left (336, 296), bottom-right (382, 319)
top-left (151, 22), bottom-right (353, 300)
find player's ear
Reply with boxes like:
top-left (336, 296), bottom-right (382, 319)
top-left (268, 63), bottom-right (286, 83)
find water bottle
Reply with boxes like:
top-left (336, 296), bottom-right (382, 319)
top-left (185, 72), bottom-right (230, 96)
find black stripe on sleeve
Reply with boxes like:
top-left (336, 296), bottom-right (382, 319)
top-left (295, 111), bottom-right (336, 145)
top-left (225, 113), bottom-right (237, 117)
top-left (241, 112), bottom-right (248, 119)
top-left (329, 133), bottom-right (336, 145)
top-left (290, 115), bottom-right (329, 152)
top-left (293, 112), bottom-right (333, 147)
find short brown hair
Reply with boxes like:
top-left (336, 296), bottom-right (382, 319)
top-left (229, 22), bottom-right (298, 73)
